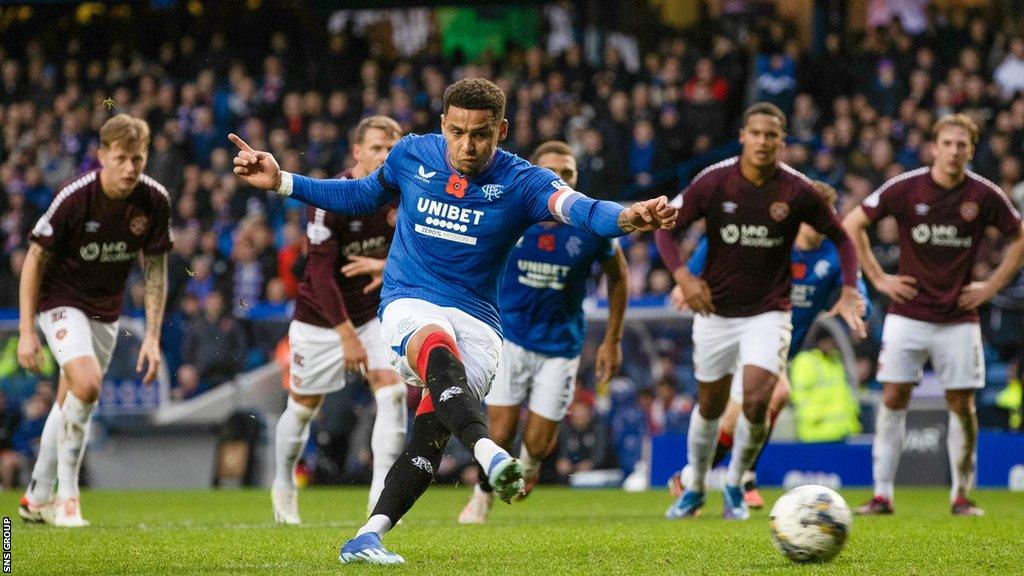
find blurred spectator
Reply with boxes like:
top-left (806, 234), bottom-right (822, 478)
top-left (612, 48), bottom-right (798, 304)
top-left (994, 36), bottom-right (1024, 100)
top-left (788, 334), bottom-right (861, 442)
top-left (0, 391), bottom-right (23, 488)
top-left (556, 399), bottom-right (609, 480)
top-left (180, 291), bottom-right (247, 388)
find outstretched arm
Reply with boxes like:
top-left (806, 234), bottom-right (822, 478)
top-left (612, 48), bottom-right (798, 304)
top-left (546, 188), bottom-right (676, 237)
top-left (230, 133), bottom-right (392, 214)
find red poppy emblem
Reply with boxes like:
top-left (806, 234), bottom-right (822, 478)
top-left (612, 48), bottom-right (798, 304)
top-left (791, 262), bottom-right (807, 280)
top-left (538, 234), bottom-right (556, 252)
top-left (446, 174), bottom-right (468, 198)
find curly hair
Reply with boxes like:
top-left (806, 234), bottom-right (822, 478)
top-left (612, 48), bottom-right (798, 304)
top-left (442, 78), bottom-right (506, 122)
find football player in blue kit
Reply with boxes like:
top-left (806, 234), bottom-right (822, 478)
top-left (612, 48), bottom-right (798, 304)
top-left (232, 78), bottom-right (676, 564)
top-left (458, 140), bottom-right (629, 524)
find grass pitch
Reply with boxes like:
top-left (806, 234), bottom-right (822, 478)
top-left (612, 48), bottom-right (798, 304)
top-left (8, 486), bottom-right (1022, 575)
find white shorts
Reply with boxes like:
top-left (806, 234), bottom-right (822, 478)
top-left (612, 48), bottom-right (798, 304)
top-left (485, 339), bottom-right (581, 421)
top-left (876, 314), bottom-right (984, 389)
top-left (288, 318), bottom-right (393, 396)
top-left (380, 298), bottom-right (502, 400)
top-left (692, 311), bottom-right (792, 383)
top-left (37, 306), bottom-right (119, 373)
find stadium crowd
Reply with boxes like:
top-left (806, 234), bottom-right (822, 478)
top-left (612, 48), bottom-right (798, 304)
top-left (2, 0), bottom-right (1024, 484)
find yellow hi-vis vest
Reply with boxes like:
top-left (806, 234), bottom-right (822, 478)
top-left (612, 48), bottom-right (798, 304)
top-left (789, 348), bottom-right (861, 442)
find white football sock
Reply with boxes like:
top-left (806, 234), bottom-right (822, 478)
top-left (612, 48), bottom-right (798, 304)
top-left (273, 397), bottom-right (316, 492)
top-left (872, 405), bottom-right (906, 501)
top-left (369, 384), bottom-right (408, 511)
top-left (27, 401), bottom-right (61, 504)
top-left (519, 443), bottom-right (541, 482)
top-left (357, 513), bottom-right (393, 537)
top-left (686, 409), bottom-right (719, 493)
top-left (947, 409), bottom-right (977, 502)
top-left (56, 391), bottom-right (96, 501)
top-left (726, 413), bottom-right (766, 487)
top-left (473, 438), bottom-right (507, 473)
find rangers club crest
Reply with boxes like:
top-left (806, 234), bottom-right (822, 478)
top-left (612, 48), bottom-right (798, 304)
top-left (769, 202), bottom-right (790, 222)
top-left (960, 202), bottom-right (979, 222)
top-left (130, 215), bottom-right (149, 236)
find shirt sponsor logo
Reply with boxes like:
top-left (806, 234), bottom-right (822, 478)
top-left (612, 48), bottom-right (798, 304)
top-left (415, 197), bottom-right (483, 245)
top-left (416, 165), bottom-right (437, 182)
top-left (769, 202), bottom-right (790, 222)
top-left (344, 236), bottom-right (387, 258)
top-left (80, 241), bottom-right (137, 262)
top-left (482, 184), bottom-right (504, 201)
top-left (516, 259), bottom-right (571, 290)
top-left (911, 224), bottom-right (972, 247)
top-left (720, 224), bottom-right (784, 247)
top-left (960, 201), bottom-right (979, 221)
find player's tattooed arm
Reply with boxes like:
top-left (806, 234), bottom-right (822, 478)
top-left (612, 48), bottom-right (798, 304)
top-left (143, 254), bottom-right (168, 337)
top-left (137, 253), bottom-right (168, 384)
top-left (17, 243), bottom-right (53, 372)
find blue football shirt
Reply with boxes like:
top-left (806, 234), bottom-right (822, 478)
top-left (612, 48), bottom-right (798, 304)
top-left (500, 222), bottom-right (616, 358)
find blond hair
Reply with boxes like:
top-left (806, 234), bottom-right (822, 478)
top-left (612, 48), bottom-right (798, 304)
top-left (931, 113), bottom-right (979, 146)
top-left (99, 113), bottom-right (151, 150)
top-left (530, 140), bottom-right (574, 164)
top-left (354, 115), bottom-right (401, 144)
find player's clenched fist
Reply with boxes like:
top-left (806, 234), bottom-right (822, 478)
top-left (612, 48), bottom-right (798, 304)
top-left (230, 133), bottom-right (283, 190)
top-left (619, 195), bottom-right (677, 233)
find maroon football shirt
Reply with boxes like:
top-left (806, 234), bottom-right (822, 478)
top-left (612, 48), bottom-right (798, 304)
top-left (293, 170), bottom-right (397, 329)
top-left (29, 169), bottom-right (173, 322)
top-left (861, 167), bottom-right (1022, 323)
top-left (655, 158), bottom-right (858, 317)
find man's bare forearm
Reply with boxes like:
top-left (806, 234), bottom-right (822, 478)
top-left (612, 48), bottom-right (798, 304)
top-left (19, 243), bottom-right (51, 334)
top-left (143, 253), bottom-right (168, 339)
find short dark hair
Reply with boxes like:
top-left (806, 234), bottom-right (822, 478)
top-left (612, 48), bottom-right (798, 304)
top-left (530, 140), bottom-right (574, 164)
top-left (743, 102), bottom-right (787, 132)
top-left (443, 78), bottom-right (506, 122)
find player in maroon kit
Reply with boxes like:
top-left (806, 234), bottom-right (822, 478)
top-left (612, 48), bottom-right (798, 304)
top-left (271, 116), bottom-right (408, 524)
top-left (844, 114), bottom-right (1024, 517)
top-left (17, 114), bottom-right (171, 527)
top-left (655, 102), bottom-right (865, 520)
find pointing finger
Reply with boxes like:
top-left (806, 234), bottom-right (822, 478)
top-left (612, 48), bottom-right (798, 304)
top-left (229, 133), bottom-right (254, 152)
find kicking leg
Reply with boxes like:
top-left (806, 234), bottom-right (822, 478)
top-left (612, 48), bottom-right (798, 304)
top-left (459, 404), bottom-right (517, 524)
